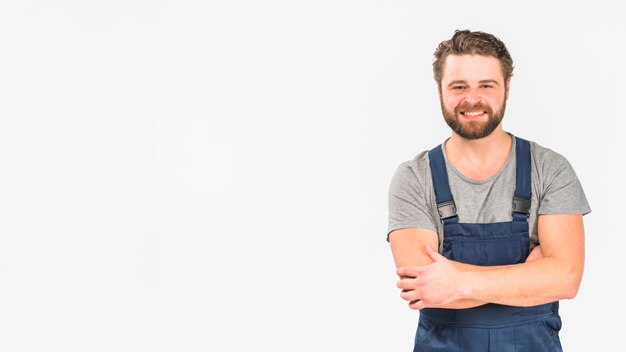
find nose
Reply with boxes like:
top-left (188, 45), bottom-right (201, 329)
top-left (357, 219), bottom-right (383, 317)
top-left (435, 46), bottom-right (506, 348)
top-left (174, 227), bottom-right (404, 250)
top-left (464, 90), bottom-right (483, 105)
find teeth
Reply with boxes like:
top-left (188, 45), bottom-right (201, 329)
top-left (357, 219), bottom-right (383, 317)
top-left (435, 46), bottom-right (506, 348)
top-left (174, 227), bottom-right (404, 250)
top-left (463, 111), bottom-right (484, 116)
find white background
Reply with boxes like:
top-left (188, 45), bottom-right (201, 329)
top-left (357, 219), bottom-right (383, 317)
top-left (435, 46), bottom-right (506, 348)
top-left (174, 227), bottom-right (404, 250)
top-left (0, 1), bottom-right (623, 351)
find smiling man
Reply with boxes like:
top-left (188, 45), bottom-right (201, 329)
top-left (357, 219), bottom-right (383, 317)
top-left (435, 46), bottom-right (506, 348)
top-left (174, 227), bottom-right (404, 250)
top-left (387, 30), bottom-right (591, 351)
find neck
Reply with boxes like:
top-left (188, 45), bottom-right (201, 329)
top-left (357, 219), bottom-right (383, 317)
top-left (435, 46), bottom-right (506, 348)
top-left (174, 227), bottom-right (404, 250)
top-left (444, 126), bottom-right (512, 178)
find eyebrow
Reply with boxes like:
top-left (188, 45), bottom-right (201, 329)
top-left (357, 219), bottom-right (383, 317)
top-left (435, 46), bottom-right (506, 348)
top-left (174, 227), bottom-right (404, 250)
top-left (447, 79), bottom-right (500, 87)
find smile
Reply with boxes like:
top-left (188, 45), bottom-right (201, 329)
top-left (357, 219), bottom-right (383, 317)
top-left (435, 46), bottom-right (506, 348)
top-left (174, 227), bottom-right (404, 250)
top-left (460, 110), bottom-right (486, 120)
top-left (461, 110), bottom-right (485, 116)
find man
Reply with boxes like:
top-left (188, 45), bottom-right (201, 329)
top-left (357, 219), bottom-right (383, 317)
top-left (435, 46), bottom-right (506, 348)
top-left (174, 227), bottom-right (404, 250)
top-left (387, 30), bottom-right (591, 352)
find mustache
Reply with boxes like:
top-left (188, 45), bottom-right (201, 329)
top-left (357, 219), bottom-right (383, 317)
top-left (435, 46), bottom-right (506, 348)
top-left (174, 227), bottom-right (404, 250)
top-left (455, 103), bottom-right (493, 114)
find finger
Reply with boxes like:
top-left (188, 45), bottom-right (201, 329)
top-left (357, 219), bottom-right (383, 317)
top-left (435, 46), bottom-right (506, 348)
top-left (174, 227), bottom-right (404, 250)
top-left (525, 245), bottom-right (544, 262)
top-left (400, 289), bottom-right (419, 302)
top-left (409, 300), bottom-right (427, 310)
top-left (397, 279), bottom-right (416, 290)
top-left (397, 266), bottom-right (422, 278)
top-left (425, 245), bottom-right (444, 262)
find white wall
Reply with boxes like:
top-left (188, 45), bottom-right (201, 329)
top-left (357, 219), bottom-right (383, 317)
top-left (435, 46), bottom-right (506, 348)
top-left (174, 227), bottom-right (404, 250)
top-left (0, 1), bottom-right (622, 351)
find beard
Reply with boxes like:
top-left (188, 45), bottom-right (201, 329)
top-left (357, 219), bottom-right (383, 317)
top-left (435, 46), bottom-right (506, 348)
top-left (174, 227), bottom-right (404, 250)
top-left (440, 95), bottom-right (506, 140)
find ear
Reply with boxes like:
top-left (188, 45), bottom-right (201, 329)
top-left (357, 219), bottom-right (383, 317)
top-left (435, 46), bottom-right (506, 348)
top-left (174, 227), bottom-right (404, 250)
top-left (505, 78), bottom-right (511, 99)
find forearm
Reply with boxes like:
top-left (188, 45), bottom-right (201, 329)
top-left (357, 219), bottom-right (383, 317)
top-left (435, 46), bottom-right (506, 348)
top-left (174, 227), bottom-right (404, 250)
top-left (390, 228), bottom-right (549, 309)
top-left (394, 214), bottom-right (585, 310)
top-left (452, 260), bottom-right (514, 272)
top-left (436, 261), bottom-right (513, 309)
top-left (458, 256), bottom-right (581, 306)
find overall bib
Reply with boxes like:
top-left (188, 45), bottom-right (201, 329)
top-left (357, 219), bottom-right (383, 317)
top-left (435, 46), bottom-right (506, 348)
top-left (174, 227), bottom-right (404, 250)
top-left (414, 137), bottom-right (563, 352)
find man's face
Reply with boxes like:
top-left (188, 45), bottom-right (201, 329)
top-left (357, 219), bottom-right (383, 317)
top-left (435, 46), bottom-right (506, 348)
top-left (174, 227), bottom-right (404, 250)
top-left (438, 54), bottom-right (510, 140)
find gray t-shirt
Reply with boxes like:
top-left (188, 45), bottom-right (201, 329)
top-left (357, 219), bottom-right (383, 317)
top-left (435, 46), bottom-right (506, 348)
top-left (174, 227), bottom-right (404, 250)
top-left (387, 133), bottom-right (591, 251)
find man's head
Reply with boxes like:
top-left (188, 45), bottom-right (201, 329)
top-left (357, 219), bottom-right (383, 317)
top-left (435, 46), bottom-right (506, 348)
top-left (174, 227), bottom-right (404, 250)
top-left (433, 30), bottom-right (514, 140)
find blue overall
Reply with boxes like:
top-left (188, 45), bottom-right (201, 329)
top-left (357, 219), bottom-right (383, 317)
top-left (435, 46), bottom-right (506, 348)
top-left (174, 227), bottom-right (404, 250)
top-left (414, 137), bottom-right (563, 352)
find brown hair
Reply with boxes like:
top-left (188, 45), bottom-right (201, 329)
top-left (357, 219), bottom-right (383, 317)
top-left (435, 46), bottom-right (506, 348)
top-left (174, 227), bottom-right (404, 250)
top-left (433, 30), bottom-right (514, 87)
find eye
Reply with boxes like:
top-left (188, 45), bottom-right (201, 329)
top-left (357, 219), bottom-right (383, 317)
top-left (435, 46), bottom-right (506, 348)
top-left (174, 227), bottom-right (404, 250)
top-left (481, 85), bottom-right (494, 88)
top-left (452, 86), bottom-right (465, 90)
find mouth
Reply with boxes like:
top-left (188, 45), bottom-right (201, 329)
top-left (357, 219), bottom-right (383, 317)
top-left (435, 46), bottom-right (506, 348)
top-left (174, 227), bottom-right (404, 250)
top-left (459, 110), bottom-right (486, 120)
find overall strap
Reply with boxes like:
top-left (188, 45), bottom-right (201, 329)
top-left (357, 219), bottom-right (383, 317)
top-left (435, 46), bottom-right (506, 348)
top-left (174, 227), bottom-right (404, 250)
top-left (513, 137), bottom-right (532, 222)
top-left (428, 145), bottom-right (458, 225)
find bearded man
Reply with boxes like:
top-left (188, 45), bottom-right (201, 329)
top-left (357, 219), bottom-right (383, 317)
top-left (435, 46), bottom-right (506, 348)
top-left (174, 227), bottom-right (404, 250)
top-left (387, 29), bottom-right (591, 352)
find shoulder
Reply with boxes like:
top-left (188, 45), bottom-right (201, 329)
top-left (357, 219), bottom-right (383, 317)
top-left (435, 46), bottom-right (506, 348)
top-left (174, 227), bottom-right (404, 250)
top-left (530, 140), bottom-right (569, 166)
top-left (527, 138), bottom-right (588, 203)
top-left (389, 150), bottom-right (432, 193)
top-left (529, 139), bottom-right (574, 178)
top-left (392, 151), bottom-right (430, 182)
top-left (523, 138), bottom-right (591, 215)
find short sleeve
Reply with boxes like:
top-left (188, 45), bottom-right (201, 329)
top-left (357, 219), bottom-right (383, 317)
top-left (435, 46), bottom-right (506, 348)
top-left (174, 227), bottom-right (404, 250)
top-left (387, 161), bottom-right (437, 242)
top-left (537, 153), bottom-right (591, 215)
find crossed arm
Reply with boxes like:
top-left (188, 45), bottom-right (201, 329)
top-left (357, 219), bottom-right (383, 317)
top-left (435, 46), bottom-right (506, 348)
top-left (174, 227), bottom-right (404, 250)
top-left (389, 214), bottom-right (585, 310)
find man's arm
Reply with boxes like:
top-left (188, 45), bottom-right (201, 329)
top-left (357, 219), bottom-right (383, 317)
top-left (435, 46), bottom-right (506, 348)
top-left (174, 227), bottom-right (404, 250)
top-left (389, 227), bottom-right (539, 309)
top-left (396, 214), bottom-right (585, 309)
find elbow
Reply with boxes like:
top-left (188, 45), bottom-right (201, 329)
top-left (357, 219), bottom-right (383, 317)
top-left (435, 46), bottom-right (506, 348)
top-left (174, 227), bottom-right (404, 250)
top-left (561, 267), bottom-right (583, 300)
top-left (562, 282), bottom-right (579, 300)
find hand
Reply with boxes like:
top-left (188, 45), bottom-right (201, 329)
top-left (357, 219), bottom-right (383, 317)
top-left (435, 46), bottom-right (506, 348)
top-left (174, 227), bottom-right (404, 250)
top-left (526, 245), bottom-right (544, 262)
top-left (396, 245), bottom-right (465, 310)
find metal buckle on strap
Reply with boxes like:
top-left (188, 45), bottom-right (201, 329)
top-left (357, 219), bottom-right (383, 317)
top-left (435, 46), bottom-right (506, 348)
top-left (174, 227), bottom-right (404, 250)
top-left (512, 196), bottom-right (531, 216)
top-left (437, 200), bottom-right (457, 221)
